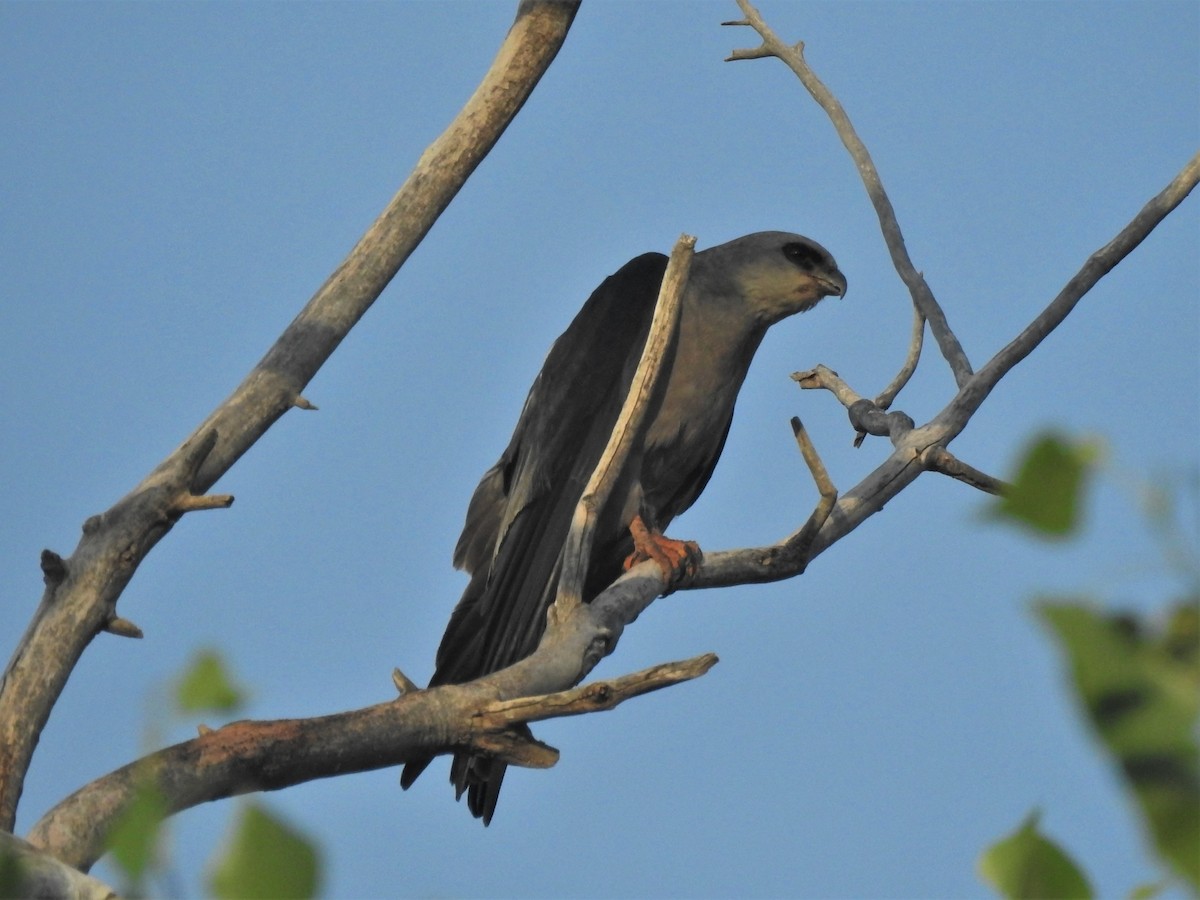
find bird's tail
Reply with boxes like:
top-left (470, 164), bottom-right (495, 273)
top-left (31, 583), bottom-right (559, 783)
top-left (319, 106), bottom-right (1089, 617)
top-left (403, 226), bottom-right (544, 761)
top-left (451, 752), bottom-right (508, 826)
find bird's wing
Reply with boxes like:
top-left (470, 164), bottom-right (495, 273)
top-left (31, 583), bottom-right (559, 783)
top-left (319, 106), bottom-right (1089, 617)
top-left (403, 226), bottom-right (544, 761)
top-left (431, 251), bottom-right (670, 687)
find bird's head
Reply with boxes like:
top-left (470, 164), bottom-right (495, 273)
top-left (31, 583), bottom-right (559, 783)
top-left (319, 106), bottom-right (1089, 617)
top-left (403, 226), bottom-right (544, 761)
top-left (696, 231), bottom-right (846, 327)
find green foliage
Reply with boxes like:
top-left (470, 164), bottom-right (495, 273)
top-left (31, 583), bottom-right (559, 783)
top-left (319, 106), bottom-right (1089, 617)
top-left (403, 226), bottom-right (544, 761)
top-left (978, 810), bottom-right (1093, 900)
top-left (208, 802), bottom-right (320, 900)
top-left (1129, 879), bottom-right (1169, 899)
top-left (104, 777), bottom-right (170, 892)
top-left (100, 649), bottom-right (251, 895)
top-left (1039, 599), bottom-right (1200, 892)
top-left (0, 846), bottom-right (26, 900)
top-left (983, 429), bottom-right (1200, 897)
top-left (988, 432), bottom-right (1101, 537)
top-left (175, 648), bottom-right (246, 714)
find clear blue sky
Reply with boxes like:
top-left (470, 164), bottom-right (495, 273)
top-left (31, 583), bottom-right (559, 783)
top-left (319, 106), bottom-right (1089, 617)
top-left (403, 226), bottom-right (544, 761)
top-left (2, 2), bottom-right (1196, 898)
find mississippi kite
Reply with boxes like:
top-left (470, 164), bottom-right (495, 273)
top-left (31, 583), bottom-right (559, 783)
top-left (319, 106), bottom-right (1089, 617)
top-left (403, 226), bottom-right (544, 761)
top-left (402, 231), bottom-right (846, 823)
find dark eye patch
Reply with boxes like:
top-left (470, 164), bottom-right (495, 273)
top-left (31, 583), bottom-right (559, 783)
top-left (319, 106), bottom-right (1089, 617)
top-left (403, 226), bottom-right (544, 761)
top-left (782, 242), bottom-right (824, 271)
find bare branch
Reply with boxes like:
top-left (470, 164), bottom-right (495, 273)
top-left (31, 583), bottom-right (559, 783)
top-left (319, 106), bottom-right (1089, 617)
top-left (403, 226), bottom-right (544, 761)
top-left (28, 653), bottom-right (714, 871)
top-left (100, 617), bottom-right (144, 640)
top-left (773, 417), bottom-right (838, 572)
top-left (725, 0), bottom-right (973, 386)
top-left (555, 235), bottom-right (695, 616)
top-left (920, 447), bottom-right (1008, 496)
top-left (0, 0), bottom-right (580, 833)
top-left (172, 494), bottom-right (235, 514)
top-left (935, 150), bottom-right (1200, 429)
top-left (876, 306), bottom-right (926, 411)
top-left (391, 667), bottom-right (418, 696)
top-left (695, 155), bottom-right (1199, 588)
top-left (848, 307), bottom-right (925, 446)
top-left (477, 653), bottom-right (718, 728)
top-left (792, 363), bottom-right (862, 409)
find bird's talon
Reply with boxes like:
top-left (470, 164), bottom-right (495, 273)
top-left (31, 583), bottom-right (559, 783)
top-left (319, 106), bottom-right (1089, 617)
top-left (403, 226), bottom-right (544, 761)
top-left (625, 515), bottom-right (702, 586)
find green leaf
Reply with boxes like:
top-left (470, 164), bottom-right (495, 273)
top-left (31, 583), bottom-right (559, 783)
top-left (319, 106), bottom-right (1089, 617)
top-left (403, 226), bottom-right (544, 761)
top-left (1128, 880), bottom-right (1167, 899)
top-left (989, 433), bottom-right (1101, 538)
top-left (208, 802), bottom-right (320, 899)
top-left (0, 846), bottom-right (27, 900)
top-left (104, 778), bottom-right (169, 885)
top-left (1039, 599), bottom-right (1200, 892)
top-left (979, 810), bottom-right (1093, 899)
top-left (176, 648), bottom-right (245, 714)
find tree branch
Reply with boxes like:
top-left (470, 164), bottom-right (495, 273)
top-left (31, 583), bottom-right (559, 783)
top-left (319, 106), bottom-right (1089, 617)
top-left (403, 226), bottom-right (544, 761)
top-left (920, 447), bottom-right (1008, 496)
top-left (934, 150), bottom-right (1200, 429)
top-left (876, 306), bottom-right (925, 411)
top-left (724, 0), bottom-right (972, 387)
top-left (0, 0), bottom-right (579, 833)
top-left (555, 235), bottom-right (695, 615)
top-left (599, 154), bottom-right (1199, 601)
top-left (28, 654), bottom-right (713, 871)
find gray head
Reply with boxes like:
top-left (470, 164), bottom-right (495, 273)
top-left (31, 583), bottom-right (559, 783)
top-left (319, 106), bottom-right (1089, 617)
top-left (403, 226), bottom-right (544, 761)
top-left (692, 231), bottom-right (846, 326)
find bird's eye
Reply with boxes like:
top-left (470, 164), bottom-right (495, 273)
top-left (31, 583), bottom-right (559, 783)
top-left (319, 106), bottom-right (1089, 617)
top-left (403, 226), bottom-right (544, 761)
top-left (782, 242), bottom-right (822, 271)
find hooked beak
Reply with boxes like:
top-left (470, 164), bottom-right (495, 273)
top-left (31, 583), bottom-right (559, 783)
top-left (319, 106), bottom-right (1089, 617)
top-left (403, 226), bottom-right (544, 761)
top-left (819, 269), bottom-right (848, 298)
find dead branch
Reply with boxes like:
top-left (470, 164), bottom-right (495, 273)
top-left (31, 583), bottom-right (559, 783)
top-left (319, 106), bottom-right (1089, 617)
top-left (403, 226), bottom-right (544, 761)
top-left (554, 235), bottom-right (695, 616)
top-left (936, 150), bottom-right (1200, 428)
top-left (0, 0), bottom-right (580, 834)
top-left (28, 654), bottom-right (713, 871)
top-left (605, 152), bottom-right (1198, 596)
top-left (876, 306), bottom-right (926, 412)
top-left (725, 0), bottom-right (972, 388)
top-left (920, 447), bottom-right (1008, 496)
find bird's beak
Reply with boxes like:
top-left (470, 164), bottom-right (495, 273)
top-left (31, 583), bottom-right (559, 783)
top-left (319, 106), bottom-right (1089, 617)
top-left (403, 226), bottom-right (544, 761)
top-left (819, 269), bottom-right (848, 298)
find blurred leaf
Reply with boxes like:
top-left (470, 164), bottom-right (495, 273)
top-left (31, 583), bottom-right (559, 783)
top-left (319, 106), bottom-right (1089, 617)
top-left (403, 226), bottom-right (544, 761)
top-left (989, 432), bottom-right (1101, 537)
top-left (176, 648), bottom-right (245, 715)
top-left (1128, 880), bottom-right (1167, 899)
top-left (0, 847), bottom-right (25, 900)
top-left (104, 778), bottom-right (169, 886)
top-left (1040, 599), bottom-right (1200, 891)
top-left (979, 810), bottom-right (1093, 899)
top-left (208, 802), bottom-right (320, 900)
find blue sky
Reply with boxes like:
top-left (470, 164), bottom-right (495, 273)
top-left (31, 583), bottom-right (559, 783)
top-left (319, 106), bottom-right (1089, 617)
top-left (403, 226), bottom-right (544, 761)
top-left (1, 2), bottom-right (1196, 898)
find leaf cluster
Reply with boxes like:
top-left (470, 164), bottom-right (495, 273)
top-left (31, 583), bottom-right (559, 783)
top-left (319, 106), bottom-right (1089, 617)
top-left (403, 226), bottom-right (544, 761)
top-left (981, 433), bottom-right (1199, 898)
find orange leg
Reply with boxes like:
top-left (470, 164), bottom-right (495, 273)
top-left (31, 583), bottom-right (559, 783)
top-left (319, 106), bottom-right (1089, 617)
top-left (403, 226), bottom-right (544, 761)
top-left (623, 513), bottom-right (702, 585)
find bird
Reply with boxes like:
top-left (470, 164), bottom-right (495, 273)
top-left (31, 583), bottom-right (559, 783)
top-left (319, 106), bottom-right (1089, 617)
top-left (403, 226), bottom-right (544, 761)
top-left (401, 231), bottom-right (846, 823)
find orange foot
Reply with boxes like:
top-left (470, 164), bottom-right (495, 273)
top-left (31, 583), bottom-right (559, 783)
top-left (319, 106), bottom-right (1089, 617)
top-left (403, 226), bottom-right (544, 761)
top-left (623, 513), bottom-right (702, 586)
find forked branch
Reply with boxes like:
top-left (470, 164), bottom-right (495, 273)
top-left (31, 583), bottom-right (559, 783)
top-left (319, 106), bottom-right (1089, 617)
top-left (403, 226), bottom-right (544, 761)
top-left (29, 653), bottom-right (714, 871)
top-left (725, 1), bottom-right (971, 388)
top-left (0, 0), bottom-right (580, 835)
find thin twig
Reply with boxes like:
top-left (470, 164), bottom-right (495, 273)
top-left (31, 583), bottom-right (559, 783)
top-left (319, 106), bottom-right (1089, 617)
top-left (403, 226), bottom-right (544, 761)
top-left (478, 653), bottom-right (718, 727)
top-left (920, 447), bottom-right (1008, 496)
top-left (877, 306), bottom-right (925, 411)
top-left (851, 307), bottom-right (925, 446)
top-left (778, 417), bottom-right (837, 569)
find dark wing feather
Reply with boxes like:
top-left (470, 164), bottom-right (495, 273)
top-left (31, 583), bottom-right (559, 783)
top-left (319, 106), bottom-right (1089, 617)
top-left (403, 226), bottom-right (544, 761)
top-left (401, 253), bottom-right (669, 819)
